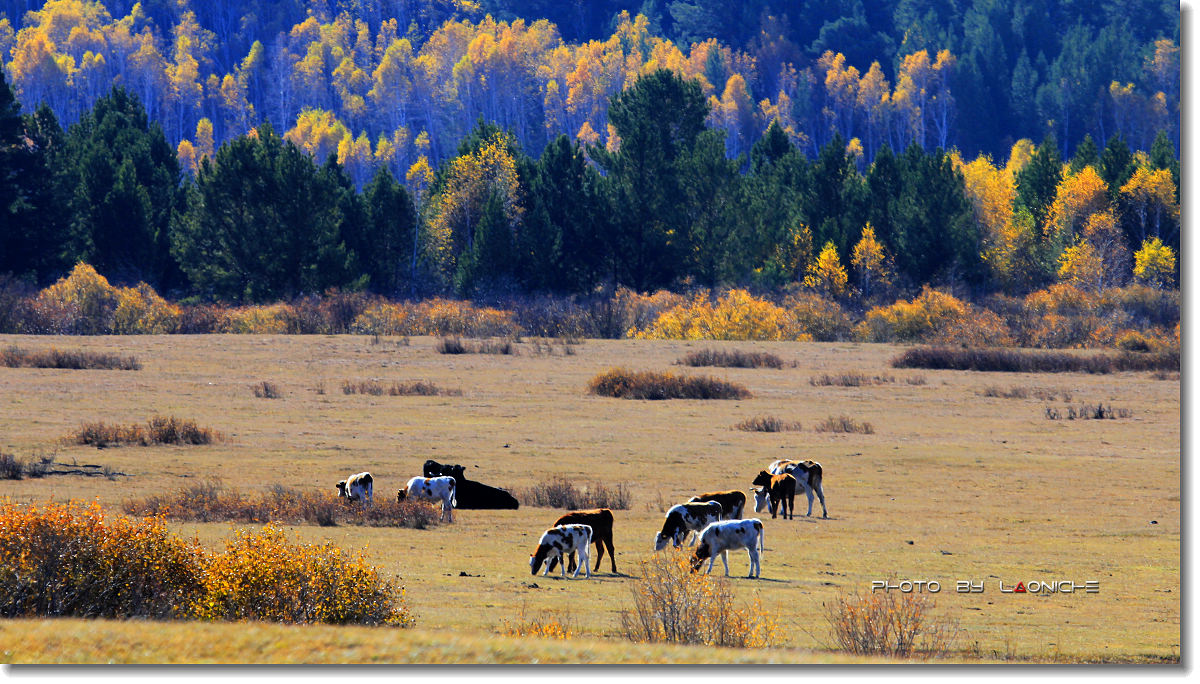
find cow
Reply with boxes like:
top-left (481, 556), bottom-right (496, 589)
top-left (423, 459), bottom-right (519, 509)
top-left (396, 475), bottom-right (456, 522)
top-left (335, 472), bottom-right (373, 505)
top-left (529, 524), bottom-right (593, 579)
top-left (544, 509), bottom-right (617, 575)
top-left (690, 519), bottom-right (765, 578)
top-left (750, 470), bottom-right (796, 520)
top-left (653, 501), bottom-right (724, 551)
top-left (768, 459), bottom-right (828, 518)
top-left (688, 489), bottom-right (746, 520)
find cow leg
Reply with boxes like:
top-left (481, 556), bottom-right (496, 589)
top-left (720, 550), bottom-right (731, 577)
top-left (592, 540), bottom-right (603, 572)
top-left (575, 546), bottom-right (590, 579)
top-left (804, 485), bottom-right (815, 517)
top-left (605, 537), bottom-right (616, 574)
top-left (748, 548), bottom-right (759, 578)
top-left (816, 484), bottom-right (828, 518)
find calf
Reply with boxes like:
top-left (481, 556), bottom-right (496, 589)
top-left (750, 470), bottom-right (796, 520)
top-left (529, 524), bottom-right (593, 579)
top-left (546, 509), bottom-right (617, 575)
top-left (690, 519), bottom-right (765, 578)
top-left (654, 501), bottom-right (724, 551)
top-left (768, 459), bottom-right (828, 518)
top-left (335, 472), bottom-right (373, 505)
top-left (688, 489), bottom-right (746, 520)
top-left (396, 475), bottom-right (456, 522)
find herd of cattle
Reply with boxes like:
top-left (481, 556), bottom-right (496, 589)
top-left (335, 458), bottom-right (828, 580)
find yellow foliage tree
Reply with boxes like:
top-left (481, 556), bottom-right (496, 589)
top-left (850, 224), bottom-right (887, 298)
top-left (1056, 240), bottom-right (1104, 292)
top-left (804, 242), bottom-right (848, 299)
top-left (1119, 167), bottom-right (1179, 244)
top-left (1133, 237), bottom-right (1176, 289)
top-left (1047, 165), bottom-right (1108, 244)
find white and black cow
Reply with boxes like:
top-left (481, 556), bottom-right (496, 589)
top-left (397, 475), bottom-right (457, 522)
top-left (690, 519), bottom-right (765, 578)
top-left (335, 472), bottom-right (373, 505)
top-left (768, 459), bottom-right (828, 518)
top-left (654, 501), bottom-right (724, 551)
top-left (529, 524), bottom-right (593, 579)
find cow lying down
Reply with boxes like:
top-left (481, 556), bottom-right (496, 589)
top-left (423, 459), bottom-right (519, 509)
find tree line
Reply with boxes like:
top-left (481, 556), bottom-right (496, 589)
top-left (0, 66), bottom-right (1179, 305)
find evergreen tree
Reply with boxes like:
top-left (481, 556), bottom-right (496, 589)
top-left (359, 166), bottom-right (418, 296)
top-left (888, 144), bottom-right (981, 286)
top-left (742, 121), bottom-right (810, 286)
top-left (804, 134), bottom-right (866, 264)
top-left (1099, 134), bottom-right (1135, 202)
top-left (1069, 134), bottom-right (1100, 174)
top-left (1148, 130), bottom-right (1179, 201)
top-left (1015, 134), bottom-right (1062, 229)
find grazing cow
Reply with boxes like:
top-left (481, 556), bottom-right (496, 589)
top-left (529, 524), bottom-right (593, 579)
top-left (335, 472), bottom-right (373, 505)
top-left (768, 459), bottom-right (828, 518)
top-left (690, 519), bottom-right (765, 578)
top-left (654, 501), bottom-right (724, 551)
top-left (750, 470), bottom-right (796, 520)
top-left (688, 489), bottom-right (746, 520)
top-left (423, 459), bottom-right (519, 509)
top-left (396, 475), bottom-right (456, 522)
top-left (545, 509), bottom-right (617, 575)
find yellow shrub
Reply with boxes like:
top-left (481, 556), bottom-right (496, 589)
top-left (218, 304), bottom-right (294, 334)
top-left (351, 301), bottom-right (414, 335)
top-left (500, 605), bottom-right (575, 640)
top-left (351, 298), bottom-right (518, 337)
top-left (783, 291), bottom-right (853, 341)
top-left (855, 288), bottom-right (1013, 345)
top-left (631, 289), bottom-right (811, 341)
top-left (113, 283), bottom-right (182, 334)
top-left (192, 524), bottom-right (412, 626)
top-left (1022, 283), bottom-right (1098, 316)
top-left (32, 263), bottom-right (121, 334)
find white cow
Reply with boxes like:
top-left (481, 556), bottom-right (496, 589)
top-left (768, 459), bottom-right (828, 518)
top-left (654, 501), bottom-right (724, 550)
top-left (397, 475), bottom-right (457, 522)
top-left (530, 524), bottom-right (593, 579)
top-left (336, 472), bottom-right (374, 505)
top-left (689, 519), bottom-right (765, 578)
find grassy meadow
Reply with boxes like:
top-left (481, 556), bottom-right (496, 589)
top-left (0, 334), bottom-right (1180, 664)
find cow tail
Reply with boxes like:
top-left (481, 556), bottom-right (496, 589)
top-left (450, 480), bottom-right (457, 508)
top-left (757, 520), bottom-right (765, 553)
top-left (811, 464), bottom-right (823, 493)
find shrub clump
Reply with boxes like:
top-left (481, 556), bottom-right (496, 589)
top-left (892, 346), bottom-right (1179, 374)
top-left (435, 336), bottom-right (517, 355)
top-left (630, 289), bottom-right (812, 341)
top-left (588, 368), bottom-right (751, 400)
top-left (814, 415), bottom-right (874, 434)
top-left (124, 482), bottom-right (443, 529)
top-left (519, 476), bottom-right (631, 510)
top-left (340, 379), bottom-right (460, 396)
top-left (810, 372), bottom-right (895, 387)
top-left (618, 550), bottom-right (782, 648)
top-left (252, 381), bottom-right (282, 399)
top-left (71, 416), bottom-right (221, 447)
top-left (1, 346), bottom-right (141, 370)
top-left (733, 415), bottom-right (802, 432)
top-left (824, 589), bottom-right (959, 658)
top-left (0, 502), bottom-right (415, 626)
top-left (678, 348), bottom-right (786, 369)
top-left (855, 287), bottom-right (1015, 346)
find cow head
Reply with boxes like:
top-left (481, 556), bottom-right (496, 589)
top-left (653, 532), bottom-right (674, 552)
top-left (750, 486), bottom-right (770, 513)
top-left (750, 471), bottom-right (774, 487)
top-left (396, 488), bottom-right (407, 502)
top-left (336, 480), bottom-right (348, 498)
top-left (689, 542), bottom-right (711, 572)
top-left (422, 459), bottom-right (443, 478)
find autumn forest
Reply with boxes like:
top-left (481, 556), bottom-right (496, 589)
top-left (0, 0), bottom-right (1181, 344)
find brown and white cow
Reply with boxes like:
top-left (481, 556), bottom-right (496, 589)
top-left (690, 519), bottom-right (765, 578)
top-left (688, 489), bottom-right (746, 520)
top-left (529, 524), bottom-right (593, 579)
top-left (654, 501), bottom-right (724, 551)
top-left (750, 470), bottom-right (796, 520)
top-left (335, 472), bottom-right (373, 505)
top-left (396, 475), bottom-right (456, 522)
top-left (768, 459), bottom-right (828, 518)
top-left (546, 509), bottom-right (617, 575)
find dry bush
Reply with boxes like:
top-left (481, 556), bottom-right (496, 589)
top-left (892, 346), bottom-right (1179, 374)
top-left (436, 336), bottom-right (468, 354)
top-left (0, 501), bottom-right (205, 619)
top-left (340, 379), bottom-right (460, 396)
top-left (618, 550), bottom-right (782, 648)
top-left (500, 604), bottom-right (575, 640)
top-left (435, 337), bottom-right (516, 355)
top-left (519, 476), bottom-right (632, 510)
top-left (824, 589), bottom-right (959, 659)
top-left (1, 346), bottom-right (140, 370)
top-left (905, 375), bottom-right (927, 386)
top-left (1044, 404), bottom-right (1132, 420)
top-left (193, 524), bottom-right (413, 626)
top-left (979, 385), bottom-right (1029, 399)
top-left (70, 416), bottom-right (220, 447)
top-left (0, 453), bottom-right (25, 480)
top-left (810, 372), bottom-right (895, 387)
top-left (588, 368), bottom-right (752, 400)
top-left (734, 415), bottom-right (802, 432)
top-left (252, 381), bottom-right (281, 399)
top-left (678, 348), bottom-right (786, 369)
top-left (814, 415), bottom-right (874, 434)
top-left (124, 482), bottom-right (442, 529)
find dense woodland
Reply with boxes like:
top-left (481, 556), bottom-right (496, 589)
top-left (0, 0), bottom-right (1181, 310)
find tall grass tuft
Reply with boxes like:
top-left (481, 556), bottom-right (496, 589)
top-left (1, 346), bottom-right (140, 370)
top-left (892, 346), bottom-right (1179, 374)
top-left (618, 550), bottom-right (782, 648)
top-left (814, 415), bottom-right (874, 434)
top-left (519, 476), bottom-right (632, 510)
top-left (124, 482), bottom-right (443, 529)
top-left (340, 380), bottom-right (461, 396)
top-left (71, 416), bottom-right (220, 447)
top-left (588, 368), bottom-right (751, 400)
top-left (500, 604), bottom-right (575, 640)
top-left (435, 337), bottom-right (517, 355)
top-left (252, 381), bottom-right (281, 399)
top-left (810, 372), bottom-right (895, 386)
top-left (734, 415), bottom-right (802, 432)
top-left (824, 589), bottom-right (959, 659)
top-left (678, 349), bottom-right (786, 369)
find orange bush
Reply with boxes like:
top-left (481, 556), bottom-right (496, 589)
top-left (631, 289), bottom-right (811, 341)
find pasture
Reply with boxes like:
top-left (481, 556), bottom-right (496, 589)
top-left (0, 334), bottom-right (1180, 663)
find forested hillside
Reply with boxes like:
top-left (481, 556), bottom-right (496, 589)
top-left (0, 0), bottom-right (1180, 328)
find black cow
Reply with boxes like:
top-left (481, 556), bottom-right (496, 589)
top-left (423, 459), bottom-right (519, 509)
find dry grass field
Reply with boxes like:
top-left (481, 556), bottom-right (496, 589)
top-left (0, 334), bottom-right (1180, 664)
